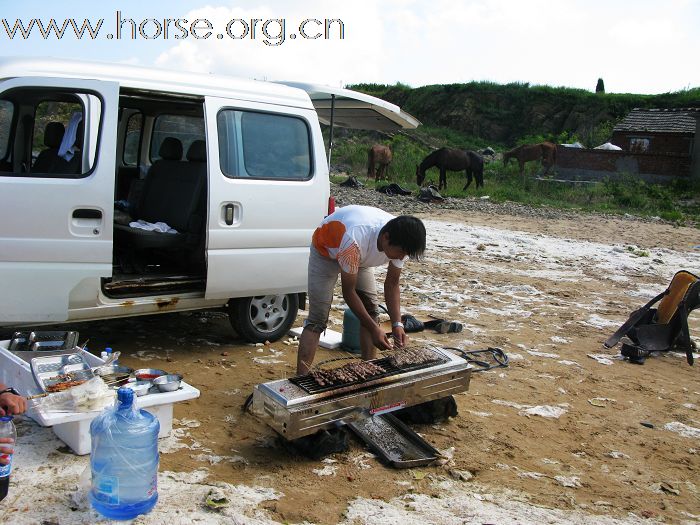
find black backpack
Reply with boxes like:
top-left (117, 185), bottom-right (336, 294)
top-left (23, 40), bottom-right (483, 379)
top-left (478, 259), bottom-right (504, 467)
top-left (604, 270), bottom-right (700, 365)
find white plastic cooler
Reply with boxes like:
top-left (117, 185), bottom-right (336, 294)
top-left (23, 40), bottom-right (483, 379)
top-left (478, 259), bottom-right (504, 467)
top-left (0, 341), bottom-right (200, 455)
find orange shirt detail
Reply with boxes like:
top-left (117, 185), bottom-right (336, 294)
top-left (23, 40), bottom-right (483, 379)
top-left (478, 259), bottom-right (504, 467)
top-left (312, 220), bottom-right (346, 257)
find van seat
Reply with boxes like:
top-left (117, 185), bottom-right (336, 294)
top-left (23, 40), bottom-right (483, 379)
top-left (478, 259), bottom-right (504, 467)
top-left (114, 137), bottom-right (205, 254)
top-left (32, 121), bottom-right (65, 173)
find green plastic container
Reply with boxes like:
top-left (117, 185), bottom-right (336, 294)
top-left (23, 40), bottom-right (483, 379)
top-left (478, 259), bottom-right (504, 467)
top-left (341, 308), bottom-right (361, 354)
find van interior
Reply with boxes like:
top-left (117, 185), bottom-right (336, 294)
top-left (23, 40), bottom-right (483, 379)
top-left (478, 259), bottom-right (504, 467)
top-left (0, 87), bottom-right (209, 299)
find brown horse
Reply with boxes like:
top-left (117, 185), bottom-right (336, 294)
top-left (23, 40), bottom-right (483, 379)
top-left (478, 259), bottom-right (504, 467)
top-left (503, 142), bottom-right (557, 177)
top-left (416, 148), bottom-right (484, 191)
top-left (367, 145), bottom-right (392, 182)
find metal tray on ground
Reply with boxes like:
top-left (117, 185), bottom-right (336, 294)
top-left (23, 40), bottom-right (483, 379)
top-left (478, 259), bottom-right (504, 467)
top-left (348, 413), bottom-right (439, 468)
top-left (30, 353), bottom-right (94, 393)
top-left (9, 331), bottom-right (80, 362)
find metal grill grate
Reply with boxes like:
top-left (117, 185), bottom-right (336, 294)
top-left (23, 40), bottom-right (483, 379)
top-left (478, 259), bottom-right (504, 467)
top-left (290, 354), bottom-right (448, 395)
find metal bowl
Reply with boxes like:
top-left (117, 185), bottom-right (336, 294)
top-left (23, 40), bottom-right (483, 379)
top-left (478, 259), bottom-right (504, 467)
top-left (127, 380), bottom-right (152, 397)
top-left (153, 374), bottom-right (183, 392)
top-left (134, 368), bottom-right (167, 381)
top-left (96, 365), bottom-right (133, 386)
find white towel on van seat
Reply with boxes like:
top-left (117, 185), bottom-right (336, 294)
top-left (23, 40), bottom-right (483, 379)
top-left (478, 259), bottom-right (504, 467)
top-left (58, 111), bottom-right (83, 160)
top-left (129, 220), bottom-right (178, 234)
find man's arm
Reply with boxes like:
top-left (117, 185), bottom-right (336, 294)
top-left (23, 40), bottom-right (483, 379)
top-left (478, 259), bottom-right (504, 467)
top-left (340, 270), bottom-right (393, 350)
top-left (384, 263), bottom-right (406, 347)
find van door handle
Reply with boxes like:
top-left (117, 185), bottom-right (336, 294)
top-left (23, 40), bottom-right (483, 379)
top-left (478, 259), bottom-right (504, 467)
top-left (224, 203), bottom-right (234, 225)
top-left (73, 209), bottom-right (102, 220)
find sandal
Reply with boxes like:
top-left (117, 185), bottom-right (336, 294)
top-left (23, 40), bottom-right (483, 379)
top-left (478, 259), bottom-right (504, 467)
top-left (400, 314), bottom-right (425, 333)
top-left (433, 321), bottom-right (463, 334)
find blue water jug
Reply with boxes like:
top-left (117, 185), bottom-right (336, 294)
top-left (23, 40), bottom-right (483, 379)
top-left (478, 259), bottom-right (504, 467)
top-left (89, 387), bottom-right (160, 520)
top-left (342, 307), bottom-right (361, 354)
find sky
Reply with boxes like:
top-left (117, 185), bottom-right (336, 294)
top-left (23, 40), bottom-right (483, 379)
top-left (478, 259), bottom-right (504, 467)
top-left (1, 0), bottom-right (698, 95)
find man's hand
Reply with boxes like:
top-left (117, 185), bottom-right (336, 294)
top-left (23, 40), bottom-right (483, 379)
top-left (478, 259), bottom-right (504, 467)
top-left (0, 392), bottom-right (26, 416)
top-left (371, 325), bottom-right (394, 351)
top-left (392, 325), bottom-right (407, 348)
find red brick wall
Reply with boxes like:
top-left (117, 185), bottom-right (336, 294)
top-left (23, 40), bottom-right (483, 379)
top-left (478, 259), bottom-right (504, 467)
top-left (611, 132), bottom-right (693, 155)
top-left (555, 146), bottom-right (691, 180)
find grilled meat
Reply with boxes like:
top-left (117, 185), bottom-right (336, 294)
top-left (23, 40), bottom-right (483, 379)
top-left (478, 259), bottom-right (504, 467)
top-left (389, 347), bottom-right (439, 368)
top-left (310, 360), bottom-right (386, 387)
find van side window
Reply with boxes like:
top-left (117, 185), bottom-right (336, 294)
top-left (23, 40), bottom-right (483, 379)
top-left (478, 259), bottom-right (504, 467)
top-left (0, 89), bottom-right (102, 178)
top-left (217, 110), bottom-right (311, 180)
top-left (123, 112), bottom-right (143, 166)
top-left (0, 100), bottom-right (13, 164)
top-left (151, 115), bottom-right (205, 162)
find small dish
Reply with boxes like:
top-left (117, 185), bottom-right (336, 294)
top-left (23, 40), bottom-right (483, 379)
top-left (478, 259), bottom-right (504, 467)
top-left (127, 380), bottom-right (152, 397)
top-left (134, 368), bottom-right (167, 381)
top-left (153, 374), bottom-right (183, 392)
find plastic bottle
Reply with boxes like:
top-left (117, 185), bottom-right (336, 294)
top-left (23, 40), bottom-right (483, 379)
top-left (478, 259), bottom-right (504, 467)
top-left (100, 347), bottom-right (113, 362)
top-left (89, 387), bottom-right (160, 520)
top-left (0, 416), bottom-right (16, 502)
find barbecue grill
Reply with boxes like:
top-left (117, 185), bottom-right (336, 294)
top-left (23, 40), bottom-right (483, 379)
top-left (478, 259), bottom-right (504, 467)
top-left (251, 346), bottom-right (471, 440)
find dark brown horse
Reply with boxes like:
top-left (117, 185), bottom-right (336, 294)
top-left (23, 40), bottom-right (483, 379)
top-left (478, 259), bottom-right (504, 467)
top-left (503, 142), bottom-right (557, 177)
top-left (367, 145), bottom-right (392, 182)
top-left (416, 148), bottom-right (484, 190)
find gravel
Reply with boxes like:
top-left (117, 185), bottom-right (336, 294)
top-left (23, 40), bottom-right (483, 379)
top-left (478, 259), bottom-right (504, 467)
top-left (331, 183), bottom-right (674, 225)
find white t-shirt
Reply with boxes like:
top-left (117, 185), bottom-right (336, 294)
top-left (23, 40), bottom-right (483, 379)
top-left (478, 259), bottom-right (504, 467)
top-left (312, 205), bottom-right (406, 274)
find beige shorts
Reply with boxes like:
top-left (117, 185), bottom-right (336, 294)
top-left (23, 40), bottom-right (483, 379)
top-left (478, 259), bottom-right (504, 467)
top-left (305, 246), bottom-right (378, 332)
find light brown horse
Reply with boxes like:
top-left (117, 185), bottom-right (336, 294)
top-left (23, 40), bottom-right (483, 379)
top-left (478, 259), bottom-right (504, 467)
top-left (503, 142), bottom-right (557, 177)
top-left (367, 145), bottom-right (392, 182)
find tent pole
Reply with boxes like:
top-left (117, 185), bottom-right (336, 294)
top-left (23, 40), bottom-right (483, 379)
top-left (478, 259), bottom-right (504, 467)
top-left (327, 94), bottom-right (335, 171)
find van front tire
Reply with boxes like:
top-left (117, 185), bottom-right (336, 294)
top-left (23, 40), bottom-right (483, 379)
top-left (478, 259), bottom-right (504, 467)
top-left (228, 294), bottom-right (299, 343)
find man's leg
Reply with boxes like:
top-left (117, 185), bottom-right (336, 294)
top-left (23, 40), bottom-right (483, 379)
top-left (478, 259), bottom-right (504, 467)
top-left (356, 267), bottom-right (380, 361)
top-left (296, 247), bottom-right (339, 375)
top-left (297, 328), bottom-right (322, 375)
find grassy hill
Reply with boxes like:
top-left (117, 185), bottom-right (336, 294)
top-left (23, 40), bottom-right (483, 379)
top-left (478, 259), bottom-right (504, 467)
top-left (327, 81), bottom-right (700, 225)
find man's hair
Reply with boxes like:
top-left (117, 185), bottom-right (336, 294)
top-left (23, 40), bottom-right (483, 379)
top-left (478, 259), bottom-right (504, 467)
top-left (380, 215), bottom-right (426, 260)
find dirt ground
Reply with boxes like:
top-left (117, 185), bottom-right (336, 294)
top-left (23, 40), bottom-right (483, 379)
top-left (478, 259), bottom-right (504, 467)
top-left (4, 203), bottom-right (700, 524)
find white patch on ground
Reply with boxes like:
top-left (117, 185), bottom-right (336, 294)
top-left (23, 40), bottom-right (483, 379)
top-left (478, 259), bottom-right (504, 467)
top-left (192, 453), bottom-right (249, 466)
top-left (587, 354), bottom-right (616, 365)
top-left (607, 451), bottom-right (630, 459)
top-left (518, 471), bottom-right (547, 480)
top-left (253, 357), bottom-right (286, 364)
top-left (558, 360), bottom-right (581, 367)
top-left (519, 405), bottom-right (568, 419)
top-left (582, 315), bottom-right (620, 329)
top-left (350, 452), bottom-right (375, 470)
top-left (555, 475), bottom-right (582, 488)
top-left (664, 421), bottom-right (700, 439)
top-left (550, 336), bottom-right (570, 344)
top-left (491, 399), bottom-right (527, 410)
top-left (683, 403), bottom-right (697, 410)
top-left (313, 465), bottom-right (338, 476)
top-left (341, 478), bottom-right (644, 525)
top-left (527, 350), bottom-right (560, 358)
top-left (468, 410), bottom-right (492, 417)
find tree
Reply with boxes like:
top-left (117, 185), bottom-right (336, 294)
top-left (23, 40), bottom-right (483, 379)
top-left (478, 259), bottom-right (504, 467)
top-left (596, 78), bottom-right (605, 94)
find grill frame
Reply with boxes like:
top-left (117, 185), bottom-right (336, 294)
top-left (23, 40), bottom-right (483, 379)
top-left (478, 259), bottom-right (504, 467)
top-left (251, 347), bottom-right (472, 440)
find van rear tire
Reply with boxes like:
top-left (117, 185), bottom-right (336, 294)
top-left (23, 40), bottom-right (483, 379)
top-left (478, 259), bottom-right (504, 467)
top-left (228, 294), bottom-right (299, 343)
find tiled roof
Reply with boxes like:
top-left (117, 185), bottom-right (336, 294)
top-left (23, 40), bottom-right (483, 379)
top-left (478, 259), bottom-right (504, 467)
top-left (614, 108), bottom-right (699, 134)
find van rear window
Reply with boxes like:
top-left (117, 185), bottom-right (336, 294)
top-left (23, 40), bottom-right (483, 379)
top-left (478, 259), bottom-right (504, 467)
top-left (151, 115), bottom-right (205, 162)
top-left (217, 110), bottom-right (311, 180)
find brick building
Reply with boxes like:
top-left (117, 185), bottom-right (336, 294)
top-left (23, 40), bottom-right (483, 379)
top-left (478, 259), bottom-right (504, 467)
top-left (556, 108), bottom-right (700, 182)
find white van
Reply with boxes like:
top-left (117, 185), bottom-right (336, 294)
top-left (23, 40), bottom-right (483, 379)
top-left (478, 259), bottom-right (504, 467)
top-left (0, 57), bottom-right (418, 342)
